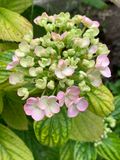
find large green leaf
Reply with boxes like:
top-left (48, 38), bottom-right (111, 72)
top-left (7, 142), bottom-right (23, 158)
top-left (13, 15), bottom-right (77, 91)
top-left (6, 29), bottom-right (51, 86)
top-left (60, 140), bottom-right (75, 160)
top-left (0, 7), bottom-right (32, 42)
top-left (0, 0), bottom-right (32, 14)
top-left (96, 133), bottom-right (120, 160)
top-left (34, 109), bottom-right (71, 147)
top-left (0, 124), bottom-right (34, 160)
top-left (2, 91), bottom-right (28, 130)
top-left (15, 129), bottom-right (59, 160)
top-left (0, 51), bottom-right (12, 84)
top-left (0, 92), bottom-right (3, 114)
top-left (70, 110), bottom-right (104, 142)
top-left (87, 85), bottom-right (114, 117)
top-left (0, 42), bottom-right (17, 52)
top-left (74, 142), bottom-right (97, 160)
top-left (112, 95), bottom-right (120, 120)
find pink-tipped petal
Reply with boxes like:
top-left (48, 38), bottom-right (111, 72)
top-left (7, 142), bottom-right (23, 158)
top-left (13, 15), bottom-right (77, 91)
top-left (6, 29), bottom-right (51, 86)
top-left (88, 45), bottom-right (98, 54)
top-left (100, 67), bottom-right (111, 78)
top-left (62, 67), bottom-right (74, 76)
top-left (32, 108), bottom-right (45, 121)
top-left (92, 21), bottom-right (100, 28)
top-left (39, 96), bottom-right (48, 110)
top-left (66, 86), bottom-right (80, 96)
top-left (55, 69), bottom-right (65, 79)
top-left (58, 59), bottom-right (65, 67)
top-left (67, 105), bottom-right (79, 117)
top-left (24, 104), bottom-right (33, 115)
top-left (45, 108), bottom-right (54, 118)
top-left (57, 91), bottom-right (65, 106)
top-left (76, 98), bottom-right (88, 112)
top-left (96, 54), bottom-right (110, 68)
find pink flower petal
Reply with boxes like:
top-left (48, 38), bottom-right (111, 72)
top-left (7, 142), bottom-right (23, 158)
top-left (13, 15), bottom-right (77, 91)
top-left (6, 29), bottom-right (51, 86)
top-left (65, 86), bottom-right (80, 107)
top-left (91, 21), bottom-right (100, 28)
top-left (55, 69), bottom-right (65, 79)
top-left (58, 59), bottom-right (66, 68)
top-left (62, 67), bottom-right (74, 76)
top-left (67, 104), bottom-right (79, 117)
top-left (51, 32), bottom-right (61, 41)
top-left (96, 54), bottom-right (110, 69)
top-left (57, 91), bottom-right (65, 106)
top-left (40, 96), bottom-right (48, 110)
top-left (45, 108), bottom-right (54, 118)
top-left (88, 45), bottom-right (98, 54)
top-left (48, 96), bottom-right (60, 113)
top-left (24, 104), bottom-right (33, 115)
top-left (76, 98), bottom-right (88, 112)
top-left (66, 86), bottom-right (80, 96)
top-left (100, 67), bottom-right (111, 78)
top-left (32, 108), bottom-right (45, 121)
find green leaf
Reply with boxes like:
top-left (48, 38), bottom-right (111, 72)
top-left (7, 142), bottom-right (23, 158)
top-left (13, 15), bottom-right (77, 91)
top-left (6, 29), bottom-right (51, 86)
top-left (0, 51), bottom-right (12, 84)
top-left (0, 124), bottom-right (34, 160)
top-left (87, 85), bottom-right (114, 117)
top-left (15, 129), bottom-right (59, 160)
top-left (82, 0), bottom-right (108, 9)
top-left (0, 42), bottom-right (17, 52)
top-left (34, 109), bottom-right (71, 147)
top-left (112, 95), bottom-right (120, 120)
top-left (0, 7), bottom-right (32, 42)
top-left (60, 140), bottom-right (75, 160)
top-left (2, 91), bottom-right (28, 130)
top-left (74, 142), bottom-right (97, 160)
top-left (0, 92), bottom-right (3, 114)
top-left (96, 133), bottom-right (120, 160)
top-left (0, 0), bottom-right (32, 13)
top-left (70, 110), bottom-right (104, 142)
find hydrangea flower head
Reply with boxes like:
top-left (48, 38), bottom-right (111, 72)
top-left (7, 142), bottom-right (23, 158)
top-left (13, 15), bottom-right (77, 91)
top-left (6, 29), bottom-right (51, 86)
top-left (7, 12), bottom-right (111, 121)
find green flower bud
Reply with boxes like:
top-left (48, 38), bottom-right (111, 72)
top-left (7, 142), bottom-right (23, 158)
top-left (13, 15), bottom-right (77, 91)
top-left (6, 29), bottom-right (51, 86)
top-left (29, 67), bottom-right (37, 77)
top-left (91, 38), bottom-right (99, 45)
top-left (45, 24), bottom-right (55, 32)
top-left (36, 67), bottom-right (43, 74)
top-left (47, 80), bottom-right (55, 90)
top-left (82, 59), bottom-right (95, 68)
top-left (46, 47), bottom-right (56, 55)
top-left (30, 38), bottom-right (40, 49)
top-left (72, 15), bottom-right (82, 24)
top-left (66, 79), bottom-right (74, 86)
top-left (78, 81), bottom-right (91, 92)
top-left (83, 28), bottom-right (99, 38)
top-left (17, 87), bottom-right (29, 100)
top-left (74, 37), bottom-right (90, 48)
top-left (54, 41), bottom-right (65, 50)
top-left (63, 51), bottom-right (68, 57)
top-left (23, 30), bottom-right (33, 43)
top-left (19, 41), bottom-right (30, 53)
top-left (49, 63), bottom-right (57, 72)
top-left (35, 77), bottom-right (47, 89)
top-left (97, 43), bottom-right (110, 55)
top-left (105, 116), bottom-right (116, 128)
top-left (34, 46), bottom-right (46, 57)
top-left (15, 49), bottom-right (26, 58)
top-left (59, 80), bottom-right (65, 88)
top-left (20, 56), bottom-right (34, 68)
top-left (38, 58), bottom-right (51, 68)
top-left (66, 21), bottom-right (74, 29)
top-left (79, 71), bottom-right (87, 80)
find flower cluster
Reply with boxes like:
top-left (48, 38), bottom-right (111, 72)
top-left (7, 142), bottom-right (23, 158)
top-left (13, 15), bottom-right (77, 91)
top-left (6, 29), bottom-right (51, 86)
top-left (7, 12), bottom-right (111, 121)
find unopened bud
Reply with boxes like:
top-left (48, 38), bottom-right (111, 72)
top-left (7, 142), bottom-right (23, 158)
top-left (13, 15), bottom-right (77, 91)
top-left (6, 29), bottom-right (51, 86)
top-left (17, 87), bottom-right (29, 100)
top-left (47, 80), bottom-right (55, 90)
